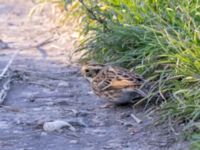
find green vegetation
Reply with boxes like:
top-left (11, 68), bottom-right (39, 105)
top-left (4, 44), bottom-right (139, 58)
top-left (34, 0), bottom-right (200, 148)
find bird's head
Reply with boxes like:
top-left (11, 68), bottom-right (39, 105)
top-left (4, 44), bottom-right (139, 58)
top-left (81, 63), bottom-right (105, 82)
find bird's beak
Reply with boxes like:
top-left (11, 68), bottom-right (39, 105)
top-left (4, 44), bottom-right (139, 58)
top-left (86, 77), bottom-right (93, 83)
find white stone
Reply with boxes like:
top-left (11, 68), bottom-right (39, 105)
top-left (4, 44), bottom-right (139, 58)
top-left (43, 120), bottom-right (75, 132)
top-left (0, 121), bottom-right (9, 129)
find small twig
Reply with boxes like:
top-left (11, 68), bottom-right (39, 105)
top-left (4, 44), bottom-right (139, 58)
top-left (9, 37), bottom-right (56, 53)
top-left (25, 81), bottom-right (54, 90)
top-left (0, 49), bottom-right (20, 79)
top-left (0, 78), bottom-right (12, 105)
top-left (130, 113), bottom-right (142, 124)
top-left (78, 0), bottom-right (108, 31)
top-left (0, 105), bottom-right (21, 112)
top-left (0, 49), bottom-right (20, 104)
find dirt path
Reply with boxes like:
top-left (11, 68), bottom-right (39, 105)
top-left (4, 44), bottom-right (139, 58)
top-left (0, 1), bottom-right (188, 150)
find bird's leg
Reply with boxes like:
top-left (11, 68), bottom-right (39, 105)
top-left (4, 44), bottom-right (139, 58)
top-left (133, 89), bottom-right (147, 97)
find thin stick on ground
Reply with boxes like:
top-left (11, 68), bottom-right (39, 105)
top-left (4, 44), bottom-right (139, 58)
top-left (130, 113), bottom-right (142, 124)
top-left (0, 49), bottom-right (21, 79)
top-left (3, 39), bottom-right (59, 76)
top-left (0, 49), bottom-right (20, 104)
top-left (0, 78), bottom-right (12, 104)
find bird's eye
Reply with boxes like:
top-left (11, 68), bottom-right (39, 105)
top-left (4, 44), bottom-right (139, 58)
top-left (85, 69), bottom-right (89, 73)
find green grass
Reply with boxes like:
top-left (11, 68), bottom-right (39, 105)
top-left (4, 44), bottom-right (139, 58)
top-left (34, 0), bottom-right (200, 149)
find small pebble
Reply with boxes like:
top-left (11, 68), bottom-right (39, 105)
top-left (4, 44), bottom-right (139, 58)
top-left (69, 140), bottom-right (78, 144)
top-left (87, 91), bottom-right (94, 95)
top-left (41, 132), bottom-right (47, 136)
top-left (0, 121), bottom-right (9, 129)
top-left (43, 120), bottom-right (76, 132)
top-left (57, 82), bottom-right (70, 87)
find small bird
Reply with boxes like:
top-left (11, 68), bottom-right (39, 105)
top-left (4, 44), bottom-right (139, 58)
top-left (81, 63), bottom-right (148, 106)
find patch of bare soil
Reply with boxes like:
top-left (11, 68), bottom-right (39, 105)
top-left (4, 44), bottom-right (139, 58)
top-left (0, 0), bottom-right (188, 150)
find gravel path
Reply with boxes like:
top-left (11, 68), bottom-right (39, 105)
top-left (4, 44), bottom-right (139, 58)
top-left (0, 0), bottom-right (188, 150)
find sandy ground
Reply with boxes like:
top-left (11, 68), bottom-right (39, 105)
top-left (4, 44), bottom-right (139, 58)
top-left (0, 0), bottom-right (189, 150)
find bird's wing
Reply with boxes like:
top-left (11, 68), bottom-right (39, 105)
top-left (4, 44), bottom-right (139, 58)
top-left (93, 66), bottom-right (143, 91)
top-left (109, 66), bottom-right (143, 89)
top-left (110, 79), bottom-right (138, 89)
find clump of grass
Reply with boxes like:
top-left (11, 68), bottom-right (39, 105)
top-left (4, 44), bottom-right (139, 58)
top-left (76, 0), bottom-right (200, 148)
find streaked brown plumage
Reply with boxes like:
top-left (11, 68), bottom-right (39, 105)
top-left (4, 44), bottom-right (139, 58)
top-left (81, 63), bottom-right (147, 105)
